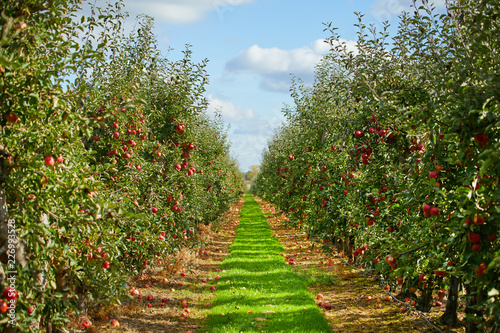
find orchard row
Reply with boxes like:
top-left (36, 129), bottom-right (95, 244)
top-left (0, 1), bottom-right (243, 332)
top-left (252, 2), bottom-right (499, 332)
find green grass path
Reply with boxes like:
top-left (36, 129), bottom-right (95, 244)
top-left (204, 193), bottom-right (332, 333)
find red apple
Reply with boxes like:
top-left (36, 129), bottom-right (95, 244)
top-left (430, 206), bottom-right (439, 216)
top-left (429, 171), bottom-right (438, 179)
top-left (474, 263), bottom-right (487, 276)
top-left (44, 156), bottom-right (55, 167)
top-left (3, 287), bottom-right (17, 300)
top-left (385, 254), bottom-right (396, 266)
top-left (102, 261), bottom-right (110, 269)
top-left (422, 203), bottom-right (431, 214)
top-left (176, 124), bottom-right (185, 134)
top-left (474, 216), bottom-right (484, 225)
top-left (6, 113), bottom-right (19, 123)
top-left (434, 269), bottom-right (447, 277)
top-left (468, 233), bottom-right (481, 243)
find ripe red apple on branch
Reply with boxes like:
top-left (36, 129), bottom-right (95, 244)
top-left (422, 203), bottom-right (431, 216)
top-left (430, 206), bottom-right (439, 216)
top-left (3, 287), bottom-right (18, 301)
top-left (45, 156), bottom-right (55, 167)
top-left (355, 130), bottom-right (364, 138)
top-left (6, 113), bottom-right (19, 123)
top-left (468, 232), bottom-right (481, 243)
top-left (176, 124), bottom-right (185, 135)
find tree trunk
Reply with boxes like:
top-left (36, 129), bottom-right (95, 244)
top-left (344, 236), bottom-right (354, 262)
top-left (464, 284), bottom-right (485, 333)
top-left (418, 284), bottom-right (433, 312)
top-left (51, 260), bottom-right (69, 333)
top-left (440, 275), bottom-right (460, 326)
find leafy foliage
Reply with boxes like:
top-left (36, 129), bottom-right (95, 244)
top-left (252, 1), bottom-right (499, 331)
top-left (0, 1), bottom-right (243, 331)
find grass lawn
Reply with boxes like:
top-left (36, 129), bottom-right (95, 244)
top-left (203, 193), bottom-right (332, 333)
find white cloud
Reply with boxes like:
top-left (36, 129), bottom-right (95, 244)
top-left (123, 0), bottom-right (254, 24)
top-left (371, 0), bottom-right (447, 20)
top-left (207, 95), bottom-right (255, 122)
top-left (226, 39), bottom-right (330, 75)
top-left (225, 39), bottom-right (349, 92)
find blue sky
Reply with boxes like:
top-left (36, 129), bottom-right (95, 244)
top-left (103, 0), bottom-right (446, 172)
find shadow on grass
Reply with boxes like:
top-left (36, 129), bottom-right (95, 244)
top-left (203, 193), bottom-right (332, 333)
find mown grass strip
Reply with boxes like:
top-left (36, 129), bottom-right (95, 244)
top-left (204, 193), bottom-right (332, 333)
